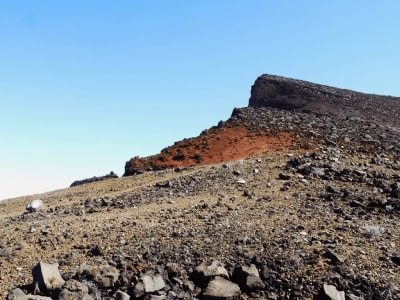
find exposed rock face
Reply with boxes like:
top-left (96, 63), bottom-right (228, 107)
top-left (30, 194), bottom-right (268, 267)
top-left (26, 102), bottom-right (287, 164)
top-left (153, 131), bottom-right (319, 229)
top-left (125, 75), bottom-right (400, 176)
top-left (249, 74), bottom-right (400, 125)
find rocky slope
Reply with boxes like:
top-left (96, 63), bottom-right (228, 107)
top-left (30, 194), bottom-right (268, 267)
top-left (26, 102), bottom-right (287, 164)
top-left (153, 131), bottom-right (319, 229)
top-left (124, 74), bottom-right (400, 176)
top-left (249, 74), bottom-right (400, 126)
top-left (1, 75), bottom-right (400, 300)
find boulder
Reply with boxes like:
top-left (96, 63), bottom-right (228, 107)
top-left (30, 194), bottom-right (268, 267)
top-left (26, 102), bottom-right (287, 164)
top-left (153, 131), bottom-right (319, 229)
top-left (133, 272), bottom-right (166, 298)
top-left (190, 260), bottom-right (229, 288)
top-left (32, 262), bottom-right (65, 294)
top-left (7, 288), bottom-right (52, 300)
top-left (202, 276), bottom-right (241, 300)
top-left (81, 264), bottom-right (120, 288)
top-left (232, 264), bottom-right (265, 293)
top-left (317, 284), bottom-right (346, 300)
top-left (58, 279), bottom-right (93, 300)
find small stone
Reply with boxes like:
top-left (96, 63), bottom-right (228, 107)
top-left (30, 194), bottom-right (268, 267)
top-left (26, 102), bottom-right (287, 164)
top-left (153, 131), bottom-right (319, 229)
top-left (144, 295), bottom-right (167, 300)
top-left (279, 173), bottom-right (291, 180)
top-left (115, 290), bottom-right (131, 300)
top-left (88, 244), bottom-right (104, 256)
top-left (323, 250), bottom-right (344, 265)
top-left (391, 256), bottom-right (400, 266)
top-left (26, 199), bottom-right (44, 212)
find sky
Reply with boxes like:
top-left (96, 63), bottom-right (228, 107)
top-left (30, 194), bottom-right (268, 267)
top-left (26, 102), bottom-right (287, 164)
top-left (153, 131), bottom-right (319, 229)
top-left (1, 1), bottom-right (400, 201)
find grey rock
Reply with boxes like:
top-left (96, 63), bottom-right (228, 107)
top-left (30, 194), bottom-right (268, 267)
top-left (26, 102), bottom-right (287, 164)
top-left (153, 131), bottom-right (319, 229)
top-left (347, 294), bottom-right (365, 300)
top-left (7, 288), bottom-right (54, 300)
top-left (32, 262), bottom-right (65, 294)
top-left (7, 288), bottom-right (52, 300)
top-left (58, 279), bottom-right (92, 300)
top-left (317, 284), bottom-right (345, 300)
top-left (167, 291), bottom-right (177, 299)
top-left (7, 288), bottom-right (26, 300)
top-left (323, 250), bottom-right (344, 265)
top-left (7, 287), bottom-right (52, 300)
top-left (190, 260), bottom-right (229, 288)
top-left (133, 273), bottom-right (166, 298)
top-left (310, 167), bottom-right (326, 177)
top-left (144, 295), bottom-right (167, 300)
top-left (142, 273), bottom-right (166, 292)
top-left (115, 290), bottom-right (131, 300)
top-left (83, 264), bottom-right (120, 288)
top-left (202, 276), bottom-right (241, 300)
top-left (232, 264), bottom-right (265, 292)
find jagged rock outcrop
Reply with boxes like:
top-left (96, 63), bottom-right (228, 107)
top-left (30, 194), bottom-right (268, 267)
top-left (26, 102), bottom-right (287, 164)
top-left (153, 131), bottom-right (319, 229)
top-left (249, 74), bottom-right (400, 125)
top-left (70, 171), bottom-right (118, 187)
top-left (124, 75), bottom-right (400, 176)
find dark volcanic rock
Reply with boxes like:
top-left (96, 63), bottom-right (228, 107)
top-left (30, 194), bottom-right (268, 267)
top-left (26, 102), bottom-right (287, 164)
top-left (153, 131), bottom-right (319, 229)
top-left (70, 171), bottom-right (118, 187)
top-left (249, 74), bottom-right (400, 126)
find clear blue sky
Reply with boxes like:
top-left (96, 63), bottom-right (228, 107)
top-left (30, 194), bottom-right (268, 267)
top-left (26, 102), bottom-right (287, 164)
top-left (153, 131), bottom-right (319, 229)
top-left (1, 1), bottom-right (399, 200)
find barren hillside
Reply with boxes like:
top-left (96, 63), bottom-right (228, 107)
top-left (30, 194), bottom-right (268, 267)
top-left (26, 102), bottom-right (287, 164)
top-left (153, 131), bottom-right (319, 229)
top-left (1, 75), bottom-right (399, 300)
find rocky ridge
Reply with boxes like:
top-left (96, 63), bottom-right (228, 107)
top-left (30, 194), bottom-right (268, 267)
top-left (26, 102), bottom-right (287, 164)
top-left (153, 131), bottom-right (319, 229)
top-left (249, 74), bottom-right (400, 126)
top-left (1, 75), bottom-right (400, 299)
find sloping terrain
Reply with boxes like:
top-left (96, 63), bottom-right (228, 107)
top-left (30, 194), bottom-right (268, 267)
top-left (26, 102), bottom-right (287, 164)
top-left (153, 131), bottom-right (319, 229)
top-left (1, 75), bottom-right (400, 300)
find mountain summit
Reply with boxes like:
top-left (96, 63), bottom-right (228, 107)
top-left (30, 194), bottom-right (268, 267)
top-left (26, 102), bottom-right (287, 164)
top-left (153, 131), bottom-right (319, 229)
top-left (249, 74), bottom-right (400, 125)
top-left (124, 75), bottom-right (400, 176)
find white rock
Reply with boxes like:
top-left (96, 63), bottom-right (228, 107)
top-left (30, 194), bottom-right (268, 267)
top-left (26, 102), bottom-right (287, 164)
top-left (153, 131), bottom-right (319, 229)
top-left (323, 284), bottom-right (346, 300)
top-left (203, 276), bottom-right (241, 300)
top-left (26, 199), bottom-right (44, 212)
top-left (32, 262), bottom-right (65, 293)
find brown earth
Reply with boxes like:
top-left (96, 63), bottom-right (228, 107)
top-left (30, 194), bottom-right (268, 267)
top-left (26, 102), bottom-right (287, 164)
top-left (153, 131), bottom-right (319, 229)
top-left (124, 126), bottom-right (293, 175)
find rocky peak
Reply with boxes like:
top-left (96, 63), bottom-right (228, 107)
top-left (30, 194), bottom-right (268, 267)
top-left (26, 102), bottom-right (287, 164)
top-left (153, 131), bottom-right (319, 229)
top-left (249, 74), bottom-right (400, 126)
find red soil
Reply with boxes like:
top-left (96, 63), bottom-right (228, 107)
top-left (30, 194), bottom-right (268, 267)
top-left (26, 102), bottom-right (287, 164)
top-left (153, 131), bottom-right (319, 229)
top-left (125, 126), bottom-right (294, 174)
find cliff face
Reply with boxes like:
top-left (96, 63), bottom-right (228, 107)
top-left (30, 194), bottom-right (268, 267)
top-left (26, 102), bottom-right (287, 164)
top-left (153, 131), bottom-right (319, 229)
top-left (249, 74), bottom-right (400, 125)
